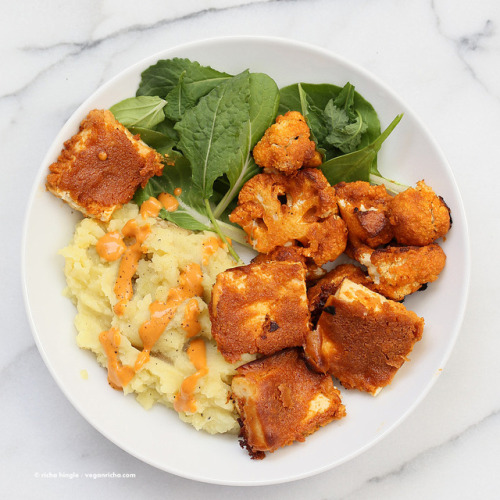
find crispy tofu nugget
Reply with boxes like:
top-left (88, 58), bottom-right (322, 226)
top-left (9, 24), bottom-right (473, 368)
top-left (229, 169), bottom-right (348, 266)
top-left (209, 261), bottom-right (310, 363)
top-left (46, 109), bottom-right (163, 221)
top-left (308, 264), bottom-right (373, 324)
top-left (232, 348), bottom-right (345, 458)
top-left (335, 181), bottom-right (394, 247)
top-left (304, 280), bottom-right (424, 394)
top-left (252, 111), bottom-right (322, 174)
top-left (348, 242), bottom-right (446, 301)
top-left (251, 245), bottom-right (326, 283)
top-left (389, 180), bottom-right (451, 246)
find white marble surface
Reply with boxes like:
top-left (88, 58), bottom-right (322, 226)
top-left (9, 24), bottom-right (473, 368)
top-left (2, 0), bottom-right (500, 497)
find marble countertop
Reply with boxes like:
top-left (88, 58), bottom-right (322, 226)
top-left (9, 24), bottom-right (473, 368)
top-left (2, 0), bottom-right (499, 498)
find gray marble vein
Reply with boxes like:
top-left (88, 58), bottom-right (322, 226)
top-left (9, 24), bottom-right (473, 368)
top-left (431, 0), bottom-right (500, 101)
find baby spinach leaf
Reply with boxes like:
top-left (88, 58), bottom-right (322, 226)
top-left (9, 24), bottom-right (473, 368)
top-left (137, 57), bottom-right (231, 103)
top-left (110, 96), bottom-right (166, 129)
top-left (321, 114), bottom-right (403, 185)
top-left (134, 161), bottom-right (211, 232)
top-left (214, 72), bottom-right (279, 218)
top-left (297, 84), bottom-right (328, 147)
top-left (137, 58), bottom-right (202, 97)
top-left (174, 71), bottom-right (251, 199)
top-left (134, 161), bottom-right (249, 245)
top-left (323, 100), bottom-right (368, 153)
top-left (280, 82), bottom-right (381, 159)
top-left (153, 117), bottom-right (179, 142)
top-left (164, 65), bottom-right (232, 121)
top-left (127, 127), bottom-right (177, 156)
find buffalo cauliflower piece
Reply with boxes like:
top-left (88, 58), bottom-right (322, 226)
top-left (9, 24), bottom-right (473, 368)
top-left (389, 180), bottom-right (451, 246)
top-left (229, 168), bottom-right (348, 266)
top-left (251, 245), bottom-right (326, 283)
top-left (335, 181), bottom-right (394, 248)
top-left (252, 111), bottom-right (322, 174)
top-left (348, 241), bottom-right (446, 301)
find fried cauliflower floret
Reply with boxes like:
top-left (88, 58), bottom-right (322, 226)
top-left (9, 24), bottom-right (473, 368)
top-left (307, 264), bottom-right (373, 324)
top-left (252, 111), bottom-right (322, 174)
top-left (389, 180), bottom-right (451, 246)
top-left (46, 109), bottom-right (164, 221)
top-left (304, 280), bottom-right (424, 394)
top-left (251, 245), bottom-right (326, 283)
top-left (229, 169), bottom-right (348, 266)
top-left (348, 241), bottom-right (447, 301)
top-left (232, 348), bottom-right (345, 458)
top-left (335, 181), bottom-right (394, 248)
top-left (209, 261), bottom-right (310, 363)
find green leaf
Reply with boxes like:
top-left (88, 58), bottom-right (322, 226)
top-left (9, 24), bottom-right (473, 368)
top-left (164, 65), bottom-right (232, 121)
top-left (297, 83), bottom-right (328, 147)
top-left (110, 96), bottom-right (166, 129)
top-left (213, 72), bottom-right (279, 218)
top-left (321, 114), bottom-right (403, 185)
top-left (134, 161), bottom-right (249, 245)
top-left (127, 127), bottom-right (177, 156)
top-left (280, 83), bottom-right (381, 160)
top-left (323, 100), bottom-right (368, 153)
top-left (134, 162), bottom-right (211, 232)
top-left (153, 117), bottom-right (179, 142)
top-left (174, 71), bottom-right (251, 199)
top-left (137, 58), bottom-right (204, 97)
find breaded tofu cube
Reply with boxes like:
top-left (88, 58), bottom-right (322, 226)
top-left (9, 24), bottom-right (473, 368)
top-left (304, 279), bottom-right (424, 394)
top-left (335, 181), bottom-right (394, 248)
top-left (209, 261), bottom-right (310, 363)
top-left (389, 180), bottom-right (452, 246)
top-left (229, 168), bottom-right (348, 266)
top-left (46, 109), bottom-right (164, 221)
top-left (252, 111), bottom-right (322, 175)
top-left (232, 348), bottom-right (346, 458)
top-left (348, 242), bottom-right (446, 301)
top-left (307, 264), bottom-right (373, 324)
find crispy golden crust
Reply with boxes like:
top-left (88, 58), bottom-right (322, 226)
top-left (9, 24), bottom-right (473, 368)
top-left (209, 261), bottom-right (310, 363)
top-left (348, 242), bottom-right (447, 301)
top-left (252, 111), bottom-right (322, 174)
top-left (229, 169), bottom-right (348, 266)
top-left (389, 180), bottom-right (451, 246)
top-left (46, 109), bottom-right (163, 221)
top-left (304, 280), bottom-right (424, 393)
top-left (307, 264), bottom-right (373, 324)
top-left (251, 245), bottom-right (326, 283)
top-left (232, 348), bottom-right (345, 457)
top-left (335, 181), bottom-right (394, 248)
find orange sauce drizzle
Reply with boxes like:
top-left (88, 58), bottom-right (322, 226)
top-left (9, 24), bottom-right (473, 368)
top-left (174, 338), bottom-right (208, 413)
top-left (96, 231), bottom-right (126, 262)
top-left (113, 219), bottom-right (151, 316)
top-left (158, 192), bottom-right (179, 212)
top-left (202, 236), bottom-right (225, 265)
top-left (173, 187), bottom-right (182, 196)
top-left (134, 263), bottom-right (204, 371)
top-left (181, 298), bottom-right (201, 338)
top-left (99, 328), bottom-right (135, 390)
top-left (140, 196), bottom-right (162, 219)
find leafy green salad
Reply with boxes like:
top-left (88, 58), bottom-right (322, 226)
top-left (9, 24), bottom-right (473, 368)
top-left (109, 58), bottom-right (404, 260)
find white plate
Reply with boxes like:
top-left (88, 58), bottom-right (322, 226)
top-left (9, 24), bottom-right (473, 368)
top-left (22, 36), bottom-right (470, 485)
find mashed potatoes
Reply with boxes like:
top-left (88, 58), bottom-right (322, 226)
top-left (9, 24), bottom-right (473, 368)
top-left (61, 203), bottom-right (252, 434)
